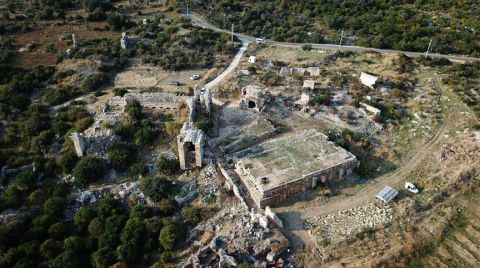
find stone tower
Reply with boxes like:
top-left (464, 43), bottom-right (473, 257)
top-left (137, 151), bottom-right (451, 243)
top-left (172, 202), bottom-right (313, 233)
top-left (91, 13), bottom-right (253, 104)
top-left (177, 123), bottom-right (205, 170)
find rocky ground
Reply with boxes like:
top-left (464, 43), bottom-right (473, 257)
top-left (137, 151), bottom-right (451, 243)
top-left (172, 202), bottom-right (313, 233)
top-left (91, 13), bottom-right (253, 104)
top-left (309, 202), bottom-right (393, 245)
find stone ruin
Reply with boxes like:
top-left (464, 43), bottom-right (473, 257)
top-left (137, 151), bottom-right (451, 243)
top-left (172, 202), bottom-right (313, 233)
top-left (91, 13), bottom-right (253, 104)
top-left (70, 131), bottom-right (118, 158)
top-left (72, 33), bottom-right (78, 48)
top-left (280, 66), bottom-right (320, 76)
top-left (239, 85), bottom-right (271, 113)
top-left (195, 87), bottom-right (212, 116)
top-left (120, 32), bottom-right (129, 49)
top-left (177, 123), bottom-right (205, 170)
top-left (124, 92), bottom-right (196, 122)
top-left (302, 79), bottom-right (315, 90)
top-left (110, 90), bottom-right (212, 123)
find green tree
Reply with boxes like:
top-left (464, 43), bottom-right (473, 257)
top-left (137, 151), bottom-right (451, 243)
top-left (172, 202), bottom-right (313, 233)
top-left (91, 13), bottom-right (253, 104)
top-left (155, 156), bottom-right (179, 176)
top-left (1, 186), bottom-right (23, 209)
top-left (63, 236), bottom-right (84, 252)
top-left (14, 170), bottom-right (36, 192)
top-left (43, 196), bottom-right (66, 216)
top-left (117, 218), bottom-right (147, 263)
top-left (107, 143), bottom-right (136, 171)
top-left (134, 126), bottom-right (159, 146)
top-left (159, 224), bottom-right (184, 251)
top-left (74, 207), bottom-right (96, 231)
top-left (39, 239), bottom-right (62, 260)
top-left (72, 155), bottom-right (105, 186)
top-left (82, 72), bottom-right (107, 92)
top-left (125, 100), bottom-right (143, 121)
top-left (48, 222), bottom-right (70, 239)
top-left (56, 152), bottom-right (78, 174)
top-left (195, 119), bottom-right (213, 132)
top-left (182, 206), bottom-right (201, 226)
top-left (49, 249), bottom-right (82, 268)
top-left (129, 205), bottom-right (151, 219)
top-left (88, 217), bottom-right (104, 237)
top-left (140, 176), bottom-right (169, 202)
top-left (91, 247), bottom-right (116, 268)
top-left (129, 163), bottom-right (148, 177)
top-left (107, 12), bottom-right (132, 31)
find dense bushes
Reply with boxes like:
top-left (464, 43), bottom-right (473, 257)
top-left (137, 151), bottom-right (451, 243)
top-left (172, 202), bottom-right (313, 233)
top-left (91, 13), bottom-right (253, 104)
top-left (187, 0), bottom-right (480, 55)
top-left (140, 176), bottom-right (170, 202)
top-left (140, 19), bottom-right (238, 71)
top-left (156, 156), bottom-right (179, 176)
top-left (107, 12), bottom-right (134, 31)
top-left (72, 155), bottom-right (106, 186)
top-left (82, 72), bottom-right (108, 92)
top-left (107, 143), bottom-right (136, 171)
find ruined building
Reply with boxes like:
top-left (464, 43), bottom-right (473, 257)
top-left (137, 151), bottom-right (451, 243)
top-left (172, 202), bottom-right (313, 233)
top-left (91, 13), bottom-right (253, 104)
top-left (233, 129), bottom-right (358, 207)
top-left (194, 87), bottom-right (212, 116)
top-left (360, 72), bottom-right (378, 88)
top-left (71, 131), bottom-right (118, 158)
top-left (120, 32), bottom-right (128, 49)
top-left (280, 67), bottom-right (321, 76)
top-left (177, 123), bottom-right (205, 170)
top-left (239, 85), bottom-right (270, 112)
top-left (72, 33), bottom-right (78, 48)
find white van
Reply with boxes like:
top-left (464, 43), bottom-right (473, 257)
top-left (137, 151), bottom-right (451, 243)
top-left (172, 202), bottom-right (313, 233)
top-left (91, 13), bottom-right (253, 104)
top-left (255, 38), bottom-right (266, 44)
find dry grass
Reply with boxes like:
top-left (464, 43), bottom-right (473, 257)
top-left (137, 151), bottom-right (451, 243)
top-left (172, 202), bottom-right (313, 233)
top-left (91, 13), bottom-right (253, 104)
top-left (10, 21), bottom-right (119, 68)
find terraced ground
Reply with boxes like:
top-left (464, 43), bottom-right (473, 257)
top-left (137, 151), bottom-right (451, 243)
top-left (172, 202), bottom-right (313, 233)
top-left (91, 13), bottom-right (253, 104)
top-left (423, 190), bottom-right (480, 267)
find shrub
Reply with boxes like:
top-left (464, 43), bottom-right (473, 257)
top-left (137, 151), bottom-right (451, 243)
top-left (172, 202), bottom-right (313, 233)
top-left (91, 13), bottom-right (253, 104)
top-left (182, 206), bottom-right (201, 225)
top-left (125, 100), bottom-right (143, 121)
top-left (156, 156), bottom-right (179, 175)
top-left (56, 151), bottom-right (78, 174)
top-left (134, 126), bottom-right (159, 146)
top-left (129, 163), bottom-right (148, 177)
top-left (72, 155), bottom-right (105, 186)
top-left (43, 196), bottom-right (66, 216)
top-left (82, 72), bottom-right (107, 92)
top-left (107, 143), bottom-right (136, 171)
top-left (113, 88), bottom-right (128, 97)
top-left (107, 12), bottom-right (133, 31)
top-left (195, 119), bottom-right (213, 132)
top-left (140, 176), bottom-right (169, 202)
top-left (159, 224), bottom-right (185, 251)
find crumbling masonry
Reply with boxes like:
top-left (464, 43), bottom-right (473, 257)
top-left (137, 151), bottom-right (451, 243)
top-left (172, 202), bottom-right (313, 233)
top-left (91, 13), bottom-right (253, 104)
top-left (233, 129), bottom-right (358, 208)
top-left (177, 123), bottom-right (205, 170)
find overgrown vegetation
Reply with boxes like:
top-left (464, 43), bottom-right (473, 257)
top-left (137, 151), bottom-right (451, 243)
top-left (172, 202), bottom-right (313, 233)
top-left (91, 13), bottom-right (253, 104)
top-left (185, 0), bottom-right (480, 55)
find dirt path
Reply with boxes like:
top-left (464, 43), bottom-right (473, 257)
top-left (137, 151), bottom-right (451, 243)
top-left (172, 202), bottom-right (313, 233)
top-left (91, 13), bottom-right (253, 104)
top-left (276, 72), bottom-right (464, 251)
top-left (205, 38), bottom-right (250, 107)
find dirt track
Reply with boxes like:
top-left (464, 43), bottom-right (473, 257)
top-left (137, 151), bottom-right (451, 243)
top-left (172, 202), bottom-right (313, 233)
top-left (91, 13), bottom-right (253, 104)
top-left (276, 72), bottom-right (466, 251)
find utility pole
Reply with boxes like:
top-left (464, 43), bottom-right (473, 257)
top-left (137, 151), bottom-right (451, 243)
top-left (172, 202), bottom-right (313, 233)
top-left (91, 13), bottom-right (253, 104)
top-left (338, 29), bottom-right (344, 51)
top-left (426, 38), bottom-right (433, 56)
top-left (186, 3), bottom-right (189, 16)
top-left (231, 23), bottom-right (234, 42)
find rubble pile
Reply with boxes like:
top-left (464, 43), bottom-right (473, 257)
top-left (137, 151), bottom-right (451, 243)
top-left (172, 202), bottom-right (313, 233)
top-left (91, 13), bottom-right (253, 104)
top-left (181, 203), bottom-right (290, 267)
top-left (199, 163), bottom-right (221, 204)
top-left (71, 181), bottom-right (153, 209)
top-left (311, 202), bottom-right (393, 244)
top-left (174, 181), bottom-right (198, 205)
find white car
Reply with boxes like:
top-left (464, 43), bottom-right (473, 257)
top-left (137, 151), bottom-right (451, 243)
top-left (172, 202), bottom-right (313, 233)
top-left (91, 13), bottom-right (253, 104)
top-left (255, 38), bottom-right (266, 44)
top-left (405, 182), bottom-right (419, 194)
top-left (190, 75), bottom-right (200, 81)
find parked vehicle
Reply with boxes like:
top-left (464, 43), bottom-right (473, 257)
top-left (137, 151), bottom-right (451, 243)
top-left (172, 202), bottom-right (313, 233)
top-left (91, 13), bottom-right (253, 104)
top-left (255, 38), bottom-right (266, 44)
top-left (190, 74), bottom-right (200, 81)
top-left (404, 182), bottom-right (419, 193)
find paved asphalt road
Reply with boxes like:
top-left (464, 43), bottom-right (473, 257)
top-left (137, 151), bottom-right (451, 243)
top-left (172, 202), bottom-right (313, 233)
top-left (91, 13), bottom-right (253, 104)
top-left (187, 13), bottom-right (479, 63)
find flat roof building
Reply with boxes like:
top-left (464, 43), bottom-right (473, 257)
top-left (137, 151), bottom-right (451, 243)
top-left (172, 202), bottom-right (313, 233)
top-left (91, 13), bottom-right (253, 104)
top-left (233, 129), bottom-right (358, 207)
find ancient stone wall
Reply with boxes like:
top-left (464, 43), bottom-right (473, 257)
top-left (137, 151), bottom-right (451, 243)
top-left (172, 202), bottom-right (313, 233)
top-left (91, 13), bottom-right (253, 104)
top-left (257, 158), bottom-right (358, 208)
